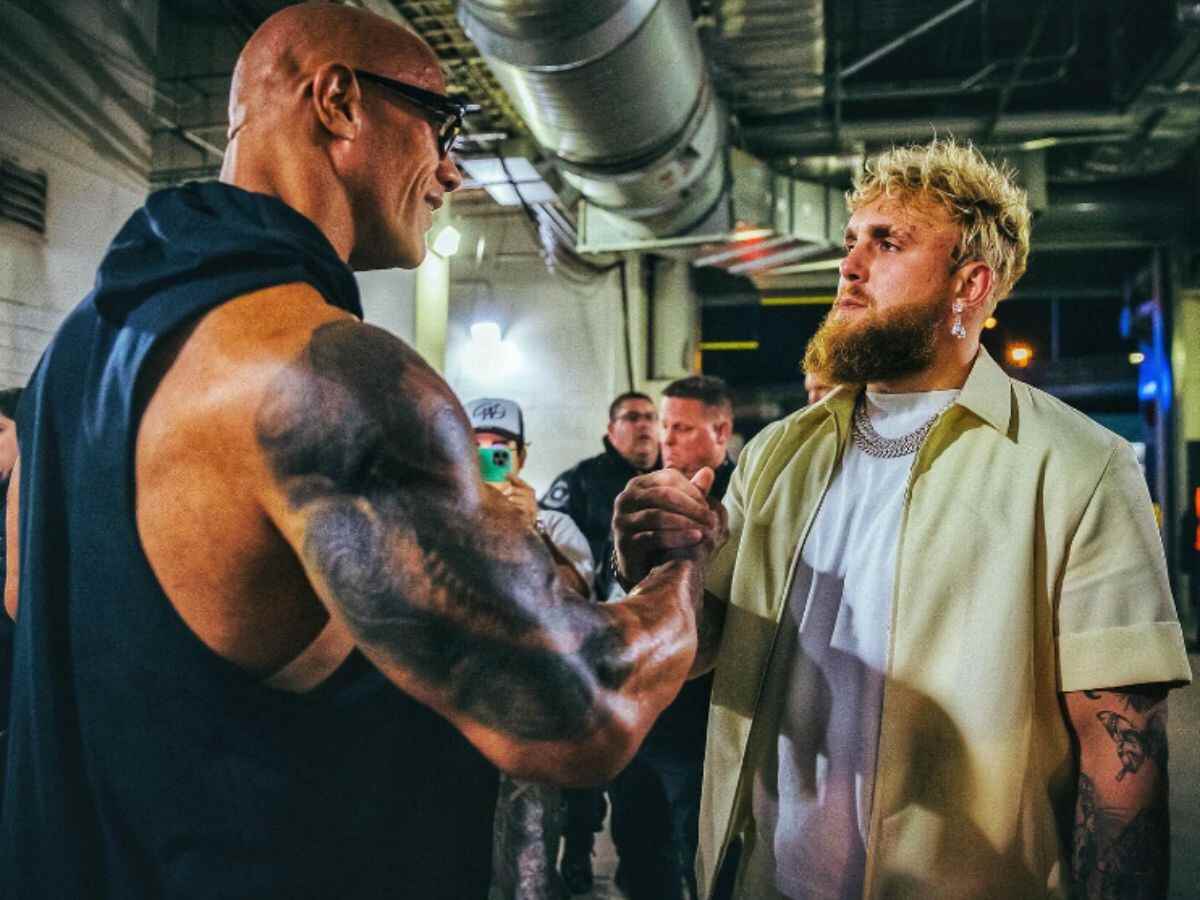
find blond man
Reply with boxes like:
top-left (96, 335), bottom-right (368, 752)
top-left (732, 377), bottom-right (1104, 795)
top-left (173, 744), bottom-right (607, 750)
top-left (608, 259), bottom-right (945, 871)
top-left (614, 138), bottom-right (1191, 899)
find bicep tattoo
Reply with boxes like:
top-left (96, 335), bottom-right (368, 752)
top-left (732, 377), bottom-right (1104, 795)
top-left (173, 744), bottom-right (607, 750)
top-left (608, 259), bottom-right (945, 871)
top-left (256, 321), bottom-right (632, 740)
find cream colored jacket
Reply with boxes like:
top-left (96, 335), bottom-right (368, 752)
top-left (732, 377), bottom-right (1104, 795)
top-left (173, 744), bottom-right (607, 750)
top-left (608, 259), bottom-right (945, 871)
top-left (699, 348), bottom-right (1191, 899)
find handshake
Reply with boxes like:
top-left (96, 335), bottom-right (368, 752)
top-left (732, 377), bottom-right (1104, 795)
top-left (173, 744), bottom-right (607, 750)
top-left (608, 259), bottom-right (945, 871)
top-left (611, 466), bottom-right (729, 588)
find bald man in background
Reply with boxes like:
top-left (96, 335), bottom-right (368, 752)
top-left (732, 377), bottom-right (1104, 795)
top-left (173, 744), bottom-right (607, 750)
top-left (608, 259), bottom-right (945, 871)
top-left (1, 5), bottom-right (720, 898)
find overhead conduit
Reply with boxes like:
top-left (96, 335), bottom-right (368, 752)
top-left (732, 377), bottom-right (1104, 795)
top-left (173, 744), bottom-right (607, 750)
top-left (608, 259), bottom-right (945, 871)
top-left (457, 0), bottom-right (726, 240)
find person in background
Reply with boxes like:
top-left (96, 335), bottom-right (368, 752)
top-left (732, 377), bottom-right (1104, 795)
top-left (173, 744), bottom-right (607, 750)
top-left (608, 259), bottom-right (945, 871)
top-left (802, 366), bottom-right (835, 406)
top-left (541, 391), bottom-right (660, 602)
top-left (614, 137), bottom-right (1191, 899)
top-left (609, 375), bottom-right (735, 900)
top-left (468, 397), bottom-right (594, 900)
top-left (539, 390), bottom-right (662, 894)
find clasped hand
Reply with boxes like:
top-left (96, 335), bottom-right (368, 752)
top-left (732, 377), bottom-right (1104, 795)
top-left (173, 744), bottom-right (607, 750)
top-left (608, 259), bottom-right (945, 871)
top-left (612, 467), bottom-right (728, 586)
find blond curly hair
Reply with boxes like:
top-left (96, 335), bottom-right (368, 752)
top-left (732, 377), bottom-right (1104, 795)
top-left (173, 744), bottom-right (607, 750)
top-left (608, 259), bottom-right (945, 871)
top-left (848, 138), bottom-right (1032, 309)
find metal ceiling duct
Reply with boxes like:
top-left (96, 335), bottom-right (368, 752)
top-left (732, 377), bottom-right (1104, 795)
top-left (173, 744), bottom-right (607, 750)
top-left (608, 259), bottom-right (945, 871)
top-left (457, 0), bottom-right (726, 239)
top-left (706, 0), bottom-right (825, 117)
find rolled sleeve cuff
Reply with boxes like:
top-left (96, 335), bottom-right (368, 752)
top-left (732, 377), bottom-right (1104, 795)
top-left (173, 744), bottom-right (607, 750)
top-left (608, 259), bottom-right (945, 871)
top-left (1058, 621), bottom-right (1193, 692)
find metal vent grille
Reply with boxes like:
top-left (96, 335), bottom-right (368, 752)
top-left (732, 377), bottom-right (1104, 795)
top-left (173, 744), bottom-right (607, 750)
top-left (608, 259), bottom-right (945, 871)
top-left (0, 158), bottom-right (48, 234)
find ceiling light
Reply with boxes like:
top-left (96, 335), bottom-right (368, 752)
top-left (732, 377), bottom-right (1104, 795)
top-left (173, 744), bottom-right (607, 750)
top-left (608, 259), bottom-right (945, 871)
top-left (768, 256), bottom-right (844, 275)
top-left (470, 321), bottom-right (501, 345)
top-left (1006, 343), bottom-right (1034, 368)
top-left (1129, 351), bottom-right (1145, 365)
top-left (1019, 137), bottom-right (1059, 151)
top-left (432, 225), bottom-right (461, 258)
top-left (984, 316), bottom-right (998, 330)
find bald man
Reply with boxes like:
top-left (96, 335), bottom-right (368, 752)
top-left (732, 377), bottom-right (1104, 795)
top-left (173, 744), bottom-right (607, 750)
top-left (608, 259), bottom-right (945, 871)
top-left (0, 5), bottom-right (720, 898)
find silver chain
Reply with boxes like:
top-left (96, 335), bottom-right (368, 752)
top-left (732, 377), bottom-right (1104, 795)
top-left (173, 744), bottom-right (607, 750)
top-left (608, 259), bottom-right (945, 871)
top-left (851, 394), bottom-right (953, 459)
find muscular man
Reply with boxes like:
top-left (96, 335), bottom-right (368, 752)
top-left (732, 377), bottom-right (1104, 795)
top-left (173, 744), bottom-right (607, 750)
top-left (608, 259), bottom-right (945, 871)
top-left (1, 7), bottom-right (718, 898)
top-left (610, 375), bottom-right (736, 900)
top-left (616, 138), bottom-right (1191, 899)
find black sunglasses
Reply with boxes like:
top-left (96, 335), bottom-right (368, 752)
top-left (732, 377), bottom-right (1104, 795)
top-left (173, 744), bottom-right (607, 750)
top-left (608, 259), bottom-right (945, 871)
top-left (353, 69), bottom-right (466, 158)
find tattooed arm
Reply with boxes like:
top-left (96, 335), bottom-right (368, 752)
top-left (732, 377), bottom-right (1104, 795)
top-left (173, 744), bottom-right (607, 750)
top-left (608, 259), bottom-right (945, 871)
top-left (254, 315), bottom-right (719, 785)
top-left (1065, 685), bottom-right (1171, 899)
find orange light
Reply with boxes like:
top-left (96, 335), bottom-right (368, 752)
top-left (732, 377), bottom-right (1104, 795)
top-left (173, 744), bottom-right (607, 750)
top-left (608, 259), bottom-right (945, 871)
top-left (1194, 488), bottom-right (1200, 552)
top-left (984, 316), bottom-right (998, 330)
top-left (1006, 343), bottom-right (1033, 368)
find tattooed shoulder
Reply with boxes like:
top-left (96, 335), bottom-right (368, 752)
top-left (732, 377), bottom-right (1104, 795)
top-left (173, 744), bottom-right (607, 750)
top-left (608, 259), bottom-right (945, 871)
top-left (255, 319), bottom-right (472, 503)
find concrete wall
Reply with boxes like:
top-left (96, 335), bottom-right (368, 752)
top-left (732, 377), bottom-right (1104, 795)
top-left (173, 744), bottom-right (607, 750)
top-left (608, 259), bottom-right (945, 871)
top-left (0, 0), bottom-right (158, 386)
top-left (359, 267), bottom-right (419, 344)
top-left (440, 210), bottom-right (696, 494)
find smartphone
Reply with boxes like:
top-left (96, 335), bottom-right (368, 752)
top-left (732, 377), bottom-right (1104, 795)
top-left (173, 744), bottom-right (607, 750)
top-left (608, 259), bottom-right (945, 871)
top-left (478, 445), bottom-right (513, 483)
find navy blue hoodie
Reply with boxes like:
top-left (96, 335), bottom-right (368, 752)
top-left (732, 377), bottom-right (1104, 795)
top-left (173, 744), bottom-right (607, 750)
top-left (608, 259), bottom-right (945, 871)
top-left (1, 182), bottom-right (497, 899)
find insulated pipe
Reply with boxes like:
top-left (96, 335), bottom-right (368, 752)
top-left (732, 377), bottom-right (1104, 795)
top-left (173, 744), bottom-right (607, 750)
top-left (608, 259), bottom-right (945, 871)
top-left (458, 0), bottom-right (727, 237)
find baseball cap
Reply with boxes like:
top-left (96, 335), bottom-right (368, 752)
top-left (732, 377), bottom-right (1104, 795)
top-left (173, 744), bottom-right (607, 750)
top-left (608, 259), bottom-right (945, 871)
top-left (466, 397), bottom-right (524, 447)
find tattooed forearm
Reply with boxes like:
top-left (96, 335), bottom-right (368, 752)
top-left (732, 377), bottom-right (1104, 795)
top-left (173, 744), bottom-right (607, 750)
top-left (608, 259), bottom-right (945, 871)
top-left (1072, 787), bottom-right (1168, 900)
top-left (301, 496), bottom-right (610, 740)
top-left (256, 321), bottom-right (690, 750)
top-left (1066, 687), bottom-right (1171, 899)
top-left (1072, 774), bottom-right (1097, 887)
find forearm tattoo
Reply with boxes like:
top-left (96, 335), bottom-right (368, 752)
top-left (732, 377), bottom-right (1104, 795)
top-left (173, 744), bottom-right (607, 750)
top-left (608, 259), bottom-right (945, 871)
top-left (256, 322), bottom-right (637, 740)
top-left (1071, 689), bottom-right (1170, 899)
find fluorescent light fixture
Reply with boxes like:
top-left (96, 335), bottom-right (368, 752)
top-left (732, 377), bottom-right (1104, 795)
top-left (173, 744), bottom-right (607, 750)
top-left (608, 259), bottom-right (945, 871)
top-left (1019, 137), bottom-right (1059, 151)
top-left (460, 157), bottom-right (539, 183)
top-left (731, 227), bottom-right (775, 242)
top-left (768, 256), bottom-right (844, 275)
top-left (459, 157), bottom-right (555, 207)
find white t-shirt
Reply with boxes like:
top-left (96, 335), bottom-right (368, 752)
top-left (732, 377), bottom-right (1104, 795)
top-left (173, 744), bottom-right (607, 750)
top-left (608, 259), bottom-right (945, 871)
top-left (740, 389), bottom-right (958, 900)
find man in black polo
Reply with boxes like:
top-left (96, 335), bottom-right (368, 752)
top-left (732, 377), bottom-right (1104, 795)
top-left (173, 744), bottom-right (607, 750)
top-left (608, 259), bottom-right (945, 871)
top-left (541, 391), bottom-right (660, 602)
top-left (539, 390), bottom-right (660, 893)
top-left (610, 375), bottom-right (736, 900)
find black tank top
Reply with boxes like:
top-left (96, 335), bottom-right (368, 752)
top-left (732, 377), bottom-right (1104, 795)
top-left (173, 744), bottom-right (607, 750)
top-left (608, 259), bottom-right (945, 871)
top-left (1, 183), bottom-right (497, 899)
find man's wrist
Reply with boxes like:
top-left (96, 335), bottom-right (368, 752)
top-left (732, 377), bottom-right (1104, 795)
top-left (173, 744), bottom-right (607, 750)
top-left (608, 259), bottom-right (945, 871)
top-left (609, 546), bottom-right (636, 592)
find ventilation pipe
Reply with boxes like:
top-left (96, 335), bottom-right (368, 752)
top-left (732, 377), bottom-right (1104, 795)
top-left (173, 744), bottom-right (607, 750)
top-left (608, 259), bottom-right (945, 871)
top-left (458, 0), bottom-right (727, 246)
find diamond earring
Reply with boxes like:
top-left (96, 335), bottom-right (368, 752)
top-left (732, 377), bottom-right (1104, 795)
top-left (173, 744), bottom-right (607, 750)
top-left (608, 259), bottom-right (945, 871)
top-left (951, 299), bottom-right (967, 340)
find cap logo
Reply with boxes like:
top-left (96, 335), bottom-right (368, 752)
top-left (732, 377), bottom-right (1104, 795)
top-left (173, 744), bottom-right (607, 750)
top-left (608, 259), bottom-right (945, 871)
top-left (472, 401), bottom-right (508, 422)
